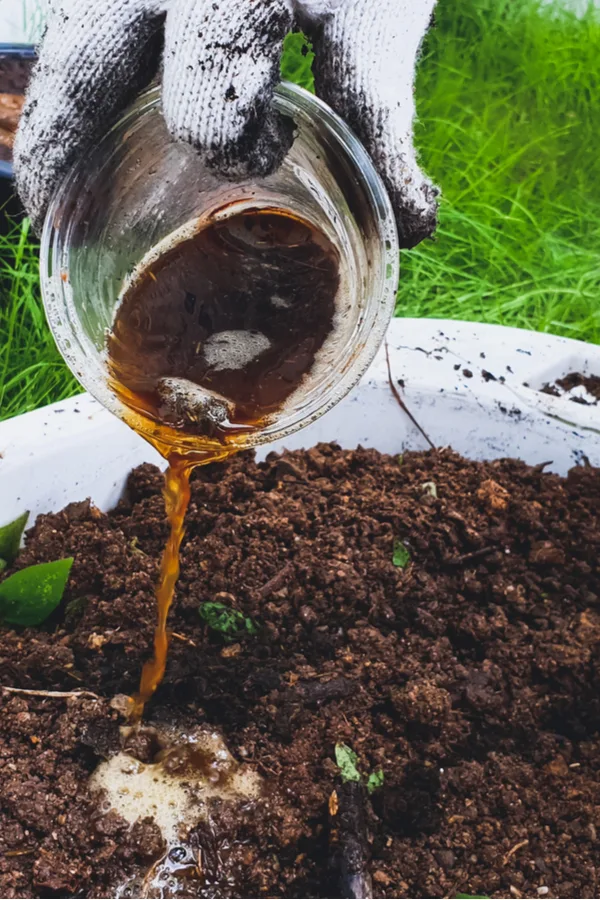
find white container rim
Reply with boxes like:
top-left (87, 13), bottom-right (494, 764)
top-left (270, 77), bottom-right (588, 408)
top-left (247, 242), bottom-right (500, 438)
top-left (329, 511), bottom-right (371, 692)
top-left (1, 318), bottom-right (599, 527)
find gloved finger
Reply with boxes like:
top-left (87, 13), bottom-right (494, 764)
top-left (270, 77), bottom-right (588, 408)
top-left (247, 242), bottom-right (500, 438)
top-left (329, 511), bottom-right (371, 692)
top-left (300, 0), bottom-right (439, 249)
top-left (14, 0), bottom-right (164, 234)
top-left (163, 0), bottom-right (294, 179)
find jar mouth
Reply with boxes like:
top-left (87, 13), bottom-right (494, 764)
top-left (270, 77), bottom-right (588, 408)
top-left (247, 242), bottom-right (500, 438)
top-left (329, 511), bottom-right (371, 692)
top-left (40, 83), bottom-right (399, 452)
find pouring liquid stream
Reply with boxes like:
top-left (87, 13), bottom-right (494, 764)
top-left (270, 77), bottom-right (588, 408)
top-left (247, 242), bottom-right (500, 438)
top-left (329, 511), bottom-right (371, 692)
top-left (106, 207), bottom-right (341, 719)
top-left (131, 457), bottom-right (192, 720)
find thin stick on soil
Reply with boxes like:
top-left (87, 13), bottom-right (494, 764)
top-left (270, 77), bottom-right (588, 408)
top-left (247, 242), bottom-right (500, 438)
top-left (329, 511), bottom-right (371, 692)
top-left (503, 839), bottom-right (529, 865)
top-left (384, 341), bottom-right (435, 450)
top-left (446, 546), bottom-right (497, 567)
top-left (329, 781), bottom-right (373, 899)
top-left (171, 632), bottom-right (197, 646)
top-left (259, 562), bottom-right (294, 599)
top-left (532, 461), bottom-right (554, 473)
top-left (0, 686), bottom-right (100, 700)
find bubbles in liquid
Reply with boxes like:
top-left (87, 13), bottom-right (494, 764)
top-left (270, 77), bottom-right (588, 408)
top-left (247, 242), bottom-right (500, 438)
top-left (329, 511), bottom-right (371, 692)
top-left (91, 726), bottom-right (261, 848)
top-left (156, 378), bottom-right (233, 431)
top-left (95, 727), bottom-right (262, 899)
top-left (202, 330), bottom-right (271, 372)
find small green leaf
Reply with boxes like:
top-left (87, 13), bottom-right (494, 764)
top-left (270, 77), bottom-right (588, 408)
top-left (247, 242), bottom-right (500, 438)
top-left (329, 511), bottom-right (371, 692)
top-left (0, 511), bottom-right (29, 566)
top-left (335, 743), bottom-right (362, 783)
top-left (422, 481), bottom-right (438, 498)
top-left (396, 454), bottom-right (404, 466)
top-left (367, 768), bottom-right (385, 794)
top-left (0, 558), bottom-right (74, 626)
top-left (199, 601), bottom-right (257, 641)
top-left (455, 894), bottom-right (490, 899)
top-left (0, 559), bottom-right (6, 574)
top-left (393, 541), bottom-right (411, 568)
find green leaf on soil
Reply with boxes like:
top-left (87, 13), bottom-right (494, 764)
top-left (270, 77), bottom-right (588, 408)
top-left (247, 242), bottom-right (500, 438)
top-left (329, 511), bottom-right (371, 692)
top-left (0, 558), bottom-right (74, 626)
top-left (367, 768), bottom-right (385, 794)
top-left (198, 601), bottom-right (258, 641)
top-left (0, 511), bottom-right (29, 566)
top-left (393, 541), bottom-right (411, 568)
top-left (396, 454), bottom-right (404, 466)
top-left (335, 743), bottom-right (362, 783)
top-left (422, 481), bottom-right (438, 498)
top-left (455, 894), bottom-right (490, 899)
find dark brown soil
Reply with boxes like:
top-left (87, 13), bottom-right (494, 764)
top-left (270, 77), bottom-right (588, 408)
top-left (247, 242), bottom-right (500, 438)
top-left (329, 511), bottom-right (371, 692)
top-left (0, 54), bottom-right (33, 163)
top-left (541, 372), bottom-right (600, 405)
top-left (2, 444), bottom-right (600, 899)
top-left (0, 56), bottom-right (33, 95)
top-left (0, 93), bottom-right (23, 162)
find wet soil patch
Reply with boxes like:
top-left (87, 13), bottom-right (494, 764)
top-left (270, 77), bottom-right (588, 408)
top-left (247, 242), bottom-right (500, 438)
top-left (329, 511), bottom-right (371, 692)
top-left (1, 445), bottom-right (600, 898)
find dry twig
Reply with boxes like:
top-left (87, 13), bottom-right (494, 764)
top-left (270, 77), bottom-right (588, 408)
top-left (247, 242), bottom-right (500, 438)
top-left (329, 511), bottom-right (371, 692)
top-left (0, 686), bottom-right (100, 700)
top-left (503, 839), bottom-right (529, 866)
top-left (385, 342), bottom-right (435, 449)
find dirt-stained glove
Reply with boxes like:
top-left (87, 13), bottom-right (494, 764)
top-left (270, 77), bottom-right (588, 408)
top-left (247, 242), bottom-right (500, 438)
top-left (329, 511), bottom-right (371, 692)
top-left (14, 0), bottom-right (438, 247)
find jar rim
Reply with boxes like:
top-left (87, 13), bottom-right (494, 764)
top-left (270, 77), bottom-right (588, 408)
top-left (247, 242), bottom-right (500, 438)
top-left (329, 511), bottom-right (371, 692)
top-left (40, 82), bottom-right (399, 452)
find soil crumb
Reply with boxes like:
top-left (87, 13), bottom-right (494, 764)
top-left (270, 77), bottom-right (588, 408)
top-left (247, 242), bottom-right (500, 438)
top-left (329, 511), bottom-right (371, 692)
top-left (541, 371), bottom-right (600, 406)
top-left (1, 445), bottom-right (600, 898)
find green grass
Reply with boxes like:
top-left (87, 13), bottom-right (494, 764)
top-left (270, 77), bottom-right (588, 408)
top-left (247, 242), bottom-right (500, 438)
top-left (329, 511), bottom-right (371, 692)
top-left (281, 31), bottom-right (315, 93)
top-left (0, 0), bottom-right (599, 422)
top-left (0, 218), bottom-right (78, 419)
top-left (400, 0), bottom-right (600, 340)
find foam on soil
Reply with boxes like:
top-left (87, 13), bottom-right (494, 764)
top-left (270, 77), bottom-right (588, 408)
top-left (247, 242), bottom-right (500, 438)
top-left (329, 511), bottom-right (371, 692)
top-left (90, 727), bottom-right (261, 847)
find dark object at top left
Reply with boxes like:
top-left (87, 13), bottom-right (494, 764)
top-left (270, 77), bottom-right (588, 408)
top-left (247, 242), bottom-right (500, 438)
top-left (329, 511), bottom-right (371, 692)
top-left (0, 45), bottom-right (35, 226)
top-left (0, 45), bottom-right (35, 175)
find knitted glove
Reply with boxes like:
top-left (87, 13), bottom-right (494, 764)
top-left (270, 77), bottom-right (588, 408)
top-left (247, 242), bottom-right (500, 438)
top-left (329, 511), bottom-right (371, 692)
top-left (15, 0), bottom-right (438, 247)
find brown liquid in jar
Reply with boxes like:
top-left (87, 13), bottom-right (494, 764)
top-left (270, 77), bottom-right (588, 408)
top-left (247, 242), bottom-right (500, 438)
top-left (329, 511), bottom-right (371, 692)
top-left (106, 207), bottom-right (340, 718)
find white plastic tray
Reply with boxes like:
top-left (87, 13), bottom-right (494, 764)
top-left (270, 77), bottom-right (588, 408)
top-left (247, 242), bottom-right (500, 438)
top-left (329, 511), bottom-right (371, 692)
top-left (1, 319), bottom-right (599, 526)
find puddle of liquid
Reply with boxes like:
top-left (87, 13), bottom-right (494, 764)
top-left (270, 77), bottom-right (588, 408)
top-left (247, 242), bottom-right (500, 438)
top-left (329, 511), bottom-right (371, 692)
top-left (106, 207), bottom-right (341, 718)
top-left (91, 727), bottom-right (262, 898)
top-left (91, 727), bottom-right (261, 846)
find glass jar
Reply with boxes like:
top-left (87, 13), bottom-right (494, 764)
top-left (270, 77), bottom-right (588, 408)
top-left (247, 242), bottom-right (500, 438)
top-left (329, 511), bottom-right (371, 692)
top-left (40, 82), bottom-right (399, 455)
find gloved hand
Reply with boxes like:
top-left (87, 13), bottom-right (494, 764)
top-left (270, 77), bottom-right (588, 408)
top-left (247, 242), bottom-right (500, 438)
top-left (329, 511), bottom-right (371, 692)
top-left (14, 0), bottom-right (438, 248)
